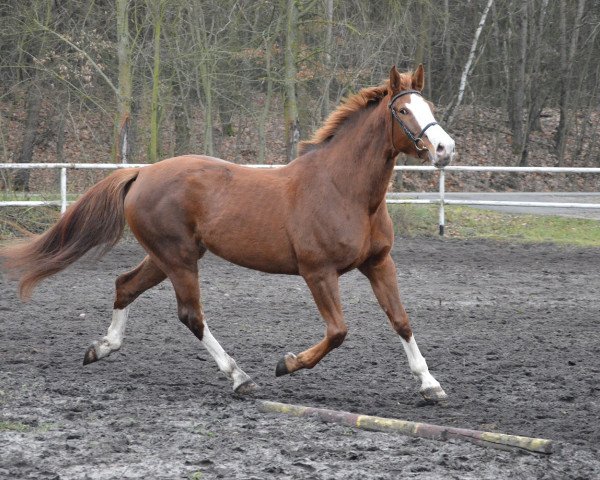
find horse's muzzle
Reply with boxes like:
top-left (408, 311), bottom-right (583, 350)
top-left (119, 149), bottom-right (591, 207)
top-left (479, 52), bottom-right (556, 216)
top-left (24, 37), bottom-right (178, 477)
top-left (431, 139), bottom-right (455, 168)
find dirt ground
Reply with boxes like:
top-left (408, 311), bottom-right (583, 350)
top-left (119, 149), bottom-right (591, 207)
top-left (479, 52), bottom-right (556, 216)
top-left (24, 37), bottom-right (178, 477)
top-left (1, 238), bottom-right (599, 479)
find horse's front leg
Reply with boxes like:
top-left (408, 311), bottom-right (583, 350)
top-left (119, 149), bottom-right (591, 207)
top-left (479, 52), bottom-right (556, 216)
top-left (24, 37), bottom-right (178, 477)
top-left (276, 269), bottom-right (348, 376)
top-left (360, 254), bottom-right (447, 402)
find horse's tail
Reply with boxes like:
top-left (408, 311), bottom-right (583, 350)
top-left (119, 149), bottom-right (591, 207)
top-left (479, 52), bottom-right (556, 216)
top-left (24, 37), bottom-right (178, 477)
top-left (0, 168), bottom-right (140, 300)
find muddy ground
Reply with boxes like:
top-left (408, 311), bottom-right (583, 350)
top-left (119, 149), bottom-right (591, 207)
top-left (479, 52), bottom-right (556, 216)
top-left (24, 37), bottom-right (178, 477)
top-left (1, 238), bottom-right (599, 479)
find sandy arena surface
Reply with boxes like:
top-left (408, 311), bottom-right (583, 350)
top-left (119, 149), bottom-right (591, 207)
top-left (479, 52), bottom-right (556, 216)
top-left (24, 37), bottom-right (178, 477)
top-left (1, 238), bottom-right (599, 479)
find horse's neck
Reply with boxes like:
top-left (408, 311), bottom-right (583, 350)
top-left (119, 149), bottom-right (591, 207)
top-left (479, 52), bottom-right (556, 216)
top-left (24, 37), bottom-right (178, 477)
top-left (326, 104), bottom-right (395, 211)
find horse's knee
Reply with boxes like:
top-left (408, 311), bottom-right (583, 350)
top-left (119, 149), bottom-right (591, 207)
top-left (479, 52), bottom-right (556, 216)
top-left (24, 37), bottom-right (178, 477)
top-left (177, 305), bottom-right (204, 340)
top-left (328, 324), bottom-right (348, 349)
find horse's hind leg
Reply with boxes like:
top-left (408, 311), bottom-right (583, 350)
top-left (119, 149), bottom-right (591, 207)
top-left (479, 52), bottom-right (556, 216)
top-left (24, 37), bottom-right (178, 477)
top-left (167, 263), bottom-right (258, 395)
top-left (360, 254), bottom-right (447, 402)
top-left (83, 255), bottom-right (166, 365)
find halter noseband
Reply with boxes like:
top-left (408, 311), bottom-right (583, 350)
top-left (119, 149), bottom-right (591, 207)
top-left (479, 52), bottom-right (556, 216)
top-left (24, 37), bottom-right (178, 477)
top-left (388, 90), bottom-right (437, 154)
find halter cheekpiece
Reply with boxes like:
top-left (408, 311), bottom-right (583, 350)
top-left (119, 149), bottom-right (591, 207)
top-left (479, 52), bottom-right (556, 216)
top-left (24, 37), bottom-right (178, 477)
top-left (388, 90), bottom-right (437, 153)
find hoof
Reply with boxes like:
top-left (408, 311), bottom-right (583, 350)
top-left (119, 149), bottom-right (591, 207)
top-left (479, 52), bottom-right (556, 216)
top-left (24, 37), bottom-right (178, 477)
top-left (420, 386), bottom-right (448, 403)
top-left (234, 379), bottom-right (259, 396)
top-left (83, 345), bottom-right (98, 365)
top-left (275, 352), bottom-right (296, 377)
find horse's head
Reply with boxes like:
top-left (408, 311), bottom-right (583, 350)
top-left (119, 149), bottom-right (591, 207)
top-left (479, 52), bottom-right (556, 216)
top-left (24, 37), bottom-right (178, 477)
top-left (387, 65), bottom-right (455, 168)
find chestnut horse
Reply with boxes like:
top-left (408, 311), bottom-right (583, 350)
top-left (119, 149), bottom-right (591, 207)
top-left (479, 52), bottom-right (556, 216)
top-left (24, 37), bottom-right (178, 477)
top-left (0, 65), bottom-right (455, 401)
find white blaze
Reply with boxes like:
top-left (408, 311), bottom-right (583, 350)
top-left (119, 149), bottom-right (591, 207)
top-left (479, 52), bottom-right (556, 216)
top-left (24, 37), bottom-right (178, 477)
top-left (405, 94), bottom-right (455, 163)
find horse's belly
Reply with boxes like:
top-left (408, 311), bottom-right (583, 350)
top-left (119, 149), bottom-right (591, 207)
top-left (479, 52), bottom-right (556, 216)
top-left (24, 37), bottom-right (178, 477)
top-left (205, 242), bottom-right (299, 275)
top-left (221, 252), bottom-right (298, 275)
top-left (200, 221), bottom-right (298, 275)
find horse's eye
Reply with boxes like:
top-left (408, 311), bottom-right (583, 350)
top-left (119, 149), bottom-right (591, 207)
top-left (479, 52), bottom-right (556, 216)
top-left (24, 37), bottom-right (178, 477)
top-left (399, 108), bottom-right (408, 115)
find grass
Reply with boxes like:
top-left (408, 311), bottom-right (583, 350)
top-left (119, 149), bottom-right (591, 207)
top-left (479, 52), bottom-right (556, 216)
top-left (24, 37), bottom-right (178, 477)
top-left (389, 204), bottom-right (600, 247)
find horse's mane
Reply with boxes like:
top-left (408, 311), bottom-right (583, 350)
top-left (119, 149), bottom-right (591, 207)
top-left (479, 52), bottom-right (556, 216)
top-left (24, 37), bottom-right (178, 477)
top-left (298, 74), bottom-right (411, 156)
top-left (298, 83), bottom-right (388, 156)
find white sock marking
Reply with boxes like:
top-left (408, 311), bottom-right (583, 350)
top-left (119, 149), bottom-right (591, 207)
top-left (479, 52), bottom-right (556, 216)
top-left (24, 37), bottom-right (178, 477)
top-left (401, 335), bottom-right (441, 391)
top-left (201, 322), bottom-right (252, 390)
top-left (93, 307), bottom-right (130, 360)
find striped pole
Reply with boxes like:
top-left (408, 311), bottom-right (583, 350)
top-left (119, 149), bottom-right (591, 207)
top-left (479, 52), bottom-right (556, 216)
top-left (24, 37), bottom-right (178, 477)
top-left (257, 400), bottom-right (553, 454)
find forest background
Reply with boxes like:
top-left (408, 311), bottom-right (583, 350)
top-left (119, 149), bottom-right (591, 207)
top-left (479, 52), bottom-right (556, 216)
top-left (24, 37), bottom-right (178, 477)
top-left (0, 0), bottom-right (598, 194)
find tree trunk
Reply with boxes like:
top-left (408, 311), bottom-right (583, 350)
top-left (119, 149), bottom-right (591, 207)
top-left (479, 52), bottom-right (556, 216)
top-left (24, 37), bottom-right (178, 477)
top-left (13, 84), bottom-right (42, 191)
top-left (257, 6), bottom-right (282, 163)
top-left (511, 0), bottom-right (527, 158)
top-left (555, 0), bottom-right (586, 166)
top-left (526, 0), bottom-right (547, 133)
top-left (258, 36), bottom-right (274, 163)
top-left (283, 0), bottom-right (299, 162)
top-left (218, 98), bottom-right (235, 138)
top-left (55, 103), bottom-right (65, 163)
top-left (172, 76), bottom-right (192, 156)
top-left (575, 34), bottom-right (600, 162)
top-left (13, 0), bottom-right (54, 190)
top-left (320, 0), bottom-right (334, 120)
top-left (149, 2), bottom-right (163, 163)
top-left (519, 0), bottom-right (550, 166)
top-left (116, 0), bottom-right (133, 163)
top-left (416, 3), bottom-right (431, 94)
top-left (443, 0), bottom-right (452, 80)
top-left (192, 4), bottom-right (214, 156)
top-left (174, 104), bottom-right (191, 156)
top-left (444, 0), bottom-right (494, 125)
top-left (199, 60), bottom-right (214, 156)
top-left (489, 1), bottom-right (503, 107)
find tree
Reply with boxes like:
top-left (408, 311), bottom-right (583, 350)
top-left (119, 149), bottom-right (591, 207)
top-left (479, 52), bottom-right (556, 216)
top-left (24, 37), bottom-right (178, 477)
top-left (283, 0), bottom-right (299, 162)
top-left (115, 0), bottom-right (133, 163)
top-left (511, 0), bottom-right (527, 159)
top-left (444, 0), bottom-right (494, 125)
top-left (555, 0), bottom-right (586, 166)
top-left (258, 5), bottom-right (282, 163)
top-left (12, 0), bottom-right (56, 191)
top-left (1, 0), bottom-right (600, 177)
top-left (320, 0), bottom-right (334, 120)
top-left (148, 0), bottom-right (165, 163)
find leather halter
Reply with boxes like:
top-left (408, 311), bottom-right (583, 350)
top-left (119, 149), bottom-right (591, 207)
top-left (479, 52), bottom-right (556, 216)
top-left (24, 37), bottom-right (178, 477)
top-left (388, 90), bottom-right (437, 154)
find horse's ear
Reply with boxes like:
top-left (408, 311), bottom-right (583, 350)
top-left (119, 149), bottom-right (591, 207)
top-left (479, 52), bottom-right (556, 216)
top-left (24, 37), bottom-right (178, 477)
top-left (412, 64), bottom-right (425, 91)
top-left (389, 65), bottom-right (401, 93)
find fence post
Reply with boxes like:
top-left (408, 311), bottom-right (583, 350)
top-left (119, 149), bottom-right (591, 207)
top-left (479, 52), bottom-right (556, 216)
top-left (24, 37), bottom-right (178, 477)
top-left (439, 168), bottom-right (445, 236)
top-left (60, 167), bottom-right (67, 214)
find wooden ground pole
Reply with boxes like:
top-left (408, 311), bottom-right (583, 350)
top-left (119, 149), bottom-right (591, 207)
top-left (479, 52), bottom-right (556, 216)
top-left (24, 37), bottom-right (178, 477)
top-left (257, 400), bottom-right (554, 454)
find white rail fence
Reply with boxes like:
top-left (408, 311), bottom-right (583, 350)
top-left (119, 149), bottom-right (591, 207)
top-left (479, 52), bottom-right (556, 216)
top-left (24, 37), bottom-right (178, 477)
top-left (1, 163), bottom-right (599, 236)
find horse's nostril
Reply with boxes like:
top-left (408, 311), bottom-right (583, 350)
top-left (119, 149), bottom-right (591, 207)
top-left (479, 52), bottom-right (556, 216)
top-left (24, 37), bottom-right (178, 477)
top-left (436, 144), bottom-right (445, 155)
